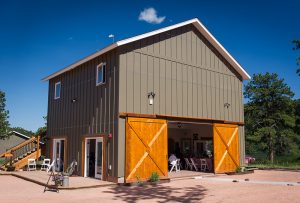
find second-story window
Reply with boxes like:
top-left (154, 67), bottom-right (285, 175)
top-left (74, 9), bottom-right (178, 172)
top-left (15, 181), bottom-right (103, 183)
top-left (96, 63), bottom-right (106, 86)
top-left (54, 81), bottom-right (61, 99)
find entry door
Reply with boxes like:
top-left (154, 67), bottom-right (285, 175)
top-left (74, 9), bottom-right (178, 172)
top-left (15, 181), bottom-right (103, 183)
top-left (95, 138), bottom-right (103, 179)
top-left (53, 139), bottom-right (64, 172)
top-left (213, 124), bottom-right (240, 173)
top-left (85, 139), bottom-right (91, 177)
top-left (125, 117), bottom-right (168, 182)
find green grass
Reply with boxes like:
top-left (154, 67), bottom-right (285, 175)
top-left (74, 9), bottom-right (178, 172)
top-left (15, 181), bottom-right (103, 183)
top-left (249, 161), bottom-right (300, 170)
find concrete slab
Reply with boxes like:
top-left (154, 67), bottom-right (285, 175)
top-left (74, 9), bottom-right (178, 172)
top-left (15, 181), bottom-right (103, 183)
top-left (0, 170), bottom-right (115, 189)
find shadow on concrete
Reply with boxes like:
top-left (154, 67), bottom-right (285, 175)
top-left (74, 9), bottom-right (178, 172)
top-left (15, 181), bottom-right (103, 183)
top-left (103, 183), bottom-right (207, 203)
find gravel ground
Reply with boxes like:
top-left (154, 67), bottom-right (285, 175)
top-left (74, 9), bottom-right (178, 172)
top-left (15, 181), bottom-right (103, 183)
top-left (0, 170), bottom-right (299, 203)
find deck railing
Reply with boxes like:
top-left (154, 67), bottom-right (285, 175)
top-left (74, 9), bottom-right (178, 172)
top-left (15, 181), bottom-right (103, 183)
top-left (0, 136), bottom-right (40, 166)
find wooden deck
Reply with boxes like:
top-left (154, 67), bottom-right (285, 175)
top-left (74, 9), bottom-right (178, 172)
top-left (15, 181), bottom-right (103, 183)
top-left (0, 170), bottom-right (115, 190)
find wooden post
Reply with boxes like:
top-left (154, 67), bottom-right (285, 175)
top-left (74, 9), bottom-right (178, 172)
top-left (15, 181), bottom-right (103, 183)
top-left (36, 136), bottom-right (40, 159)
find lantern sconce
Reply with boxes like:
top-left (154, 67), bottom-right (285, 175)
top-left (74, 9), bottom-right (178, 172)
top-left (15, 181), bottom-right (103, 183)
top-left (224, 102), bottom-right (230, 108)
top-left (147, 92), bottom-right (155, 105)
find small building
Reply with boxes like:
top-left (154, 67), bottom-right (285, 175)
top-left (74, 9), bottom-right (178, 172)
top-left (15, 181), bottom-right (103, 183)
top-left (43, 18), bottom-right (250, 183)
top-left (0, 131), bottom-right (31, 155)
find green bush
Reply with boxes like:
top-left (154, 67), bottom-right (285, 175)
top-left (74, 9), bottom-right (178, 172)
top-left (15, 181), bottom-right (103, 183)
top-left (149, 172), bottom-right (159, 182)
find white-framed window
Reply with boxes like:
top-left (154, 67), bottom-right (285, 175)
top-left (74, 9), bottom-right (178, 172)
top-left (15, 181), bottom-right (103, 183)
top-left (96, 63), bottom-right (106, 86)
top-left (54, 81), bottom-right (61, 99)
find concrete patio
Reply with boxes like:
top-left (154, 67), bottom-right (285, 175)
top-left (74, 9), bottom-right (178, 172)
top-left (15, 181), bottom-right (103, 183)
top-left (0, 170), bottom-right (115, 189)
top-left (168, 170), bottom-right (215, 179)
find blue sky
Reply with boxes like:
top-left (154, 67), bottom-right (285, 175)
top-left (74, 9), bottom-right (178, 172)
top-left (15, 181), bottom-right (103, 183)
top-left (0, 0), bottom-right (299, 131)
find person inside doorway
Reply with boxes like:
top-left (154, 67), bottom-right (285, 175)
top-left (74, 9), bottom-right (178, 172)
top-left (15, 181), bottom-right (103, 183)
top-left (169, 154), bottom-right (177, 163)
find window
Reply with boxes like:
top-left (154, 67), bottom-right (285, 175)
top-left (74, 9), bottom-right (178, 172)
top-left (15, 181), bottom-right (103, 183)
top-left (96, 63), bottom-right (106, 86)
top-left (54, 81), bottom-right (61, 99)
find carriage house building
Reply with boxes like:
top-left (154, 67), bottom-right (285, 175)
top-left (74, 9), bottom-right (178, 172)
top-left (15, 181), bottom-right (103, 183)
top-left (43, 18), bottom-right (250, 183)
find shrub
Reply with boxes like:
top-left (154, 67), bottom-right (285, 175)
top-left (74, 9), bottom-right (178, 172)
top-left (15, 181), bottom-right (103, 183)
top-left (149, 172), bottom-right (159, 182)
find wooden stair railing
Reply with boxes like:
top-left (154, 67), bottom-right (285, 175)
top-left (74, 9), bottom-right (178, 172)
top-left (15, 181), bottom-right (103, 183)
top-left (0, 136), bottom-right (41, 170)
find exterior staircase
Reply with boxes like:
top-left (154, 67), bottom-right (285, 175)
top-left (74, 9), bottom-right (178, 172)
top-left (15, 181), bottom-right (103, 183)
top-left (0, 136), bottom-right (41, 171)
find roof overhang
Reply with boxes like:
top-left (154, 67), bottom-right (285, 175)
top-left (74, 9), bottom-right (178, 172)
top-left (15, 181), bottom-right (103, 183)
top-left (43, 18), bottom-right (250, 81)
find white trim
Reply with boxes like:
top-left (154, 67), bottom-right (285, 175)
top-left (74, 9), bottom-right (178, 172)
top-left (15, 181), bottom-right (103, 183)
top-left (96, 63), bottom-right (106, 86)
top-left (52, 138), bottom-right (65, 172)
top-left (84, 137), bottom-right (103, 179)
top-left (54, 81), bottom-right (61, 99)
top-left (11, 131), bottom-right (30, 140)
top-left (43, 18), bottom-right (250, 81)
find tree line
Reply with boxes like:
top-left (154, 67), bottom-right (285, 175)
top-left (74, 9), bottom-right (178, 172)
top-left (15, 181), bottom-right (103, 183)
top-left (244, 73), bottom-right (300, 163)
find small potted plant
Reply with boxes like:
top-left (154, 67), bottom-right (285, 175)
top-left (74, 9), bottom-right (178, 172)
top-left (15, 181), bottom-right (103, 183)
top-left (149, 172), bottom-right (160, 185)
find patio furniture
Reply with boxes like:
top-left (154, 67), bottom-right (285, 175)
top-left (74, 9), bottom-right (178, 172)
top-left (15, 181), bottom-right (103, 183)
top-left (184, 158), bottom-right (193, 170)
top-left (41, 159), bottom-right (51, 171)
top-left (46, 160), bottom-right (55, 173)
top-left (200, 159), bottom-right (208, 171)
top-left (177, 159), bottom-right (182, 171)
top-left (169, 160), bottom-right (179, 172)
top-left (190, 158), bottom-right (200, 171)
top-left (44, 160), bottom-right (77, 193)
top-left (27, 158), bottom-right (36, 171)
top-left (62, 160), bottom-right (77, 176)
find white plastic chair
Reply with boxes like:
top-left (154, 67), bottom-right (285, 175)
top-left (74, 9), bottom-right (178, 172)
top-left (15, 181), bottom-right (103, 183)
top-left (46, 160), bottom-right (55, 173)
top-left (169, 160), bottom-right (179, 172)
top-left (190, 158), bottom-right (200, 171)
top-left (200, 159), bottom-right (208, 171)
top-left (27, 158), bottom-right (36, 171)
top-left (184, 158), bottom-right (193, 170)
top-left (176, 159), bottom-right (181, 171)
top-left (41, 159), bottom-right (51, 171)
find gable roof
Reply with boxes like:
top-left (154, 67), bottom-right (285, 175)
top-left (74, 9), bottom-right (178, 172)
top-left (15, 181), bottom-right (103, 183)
top-left (11, 131), bottom-right (31, 140)
top-left (43, 18), bottom-right (250, 81)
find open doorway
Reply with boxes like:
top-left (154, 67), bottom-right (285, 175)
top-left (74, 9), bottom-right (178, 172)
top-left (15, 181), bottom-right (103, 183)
top-left (167, 121), bottom-right (214, 178)
top-left (53, 139), bottom-right (65, 172)
top-left (84, 138), bottom-right (103, 179)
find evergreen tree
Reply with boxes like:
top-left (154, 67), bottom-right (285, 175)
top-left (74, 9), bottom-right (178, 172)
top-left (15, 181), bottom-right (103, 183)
top-left (244, 73), bottom-right (297, 162)
top-left (0, 90), bottom-right (10, 139)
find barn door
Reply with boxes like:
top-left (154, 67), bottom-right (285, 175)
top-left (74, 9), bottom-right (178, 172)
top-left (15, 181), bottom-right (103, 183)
top-left (213, 124), bottom-right (240, 173)
top-left (125, 117), bottom-right (168, 182)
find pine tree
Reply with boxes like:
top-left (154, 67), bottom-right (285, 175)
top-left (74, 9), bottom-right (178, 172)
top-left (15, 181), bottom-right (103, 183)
top-left (0, 90), bottom-right (10, 139)
top-left (244, 73), bottom-right (296, 163)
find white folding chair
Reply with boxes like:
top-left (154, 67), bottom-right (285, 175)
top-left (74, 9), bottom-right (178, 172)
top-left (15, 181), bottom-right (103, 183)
top-left (184, 158), bottom-right (193, 170)
top-left (46, 160), bottom-right (55, 173)
top-left (27, 158), bottom-right (36, 171)
top-left (190, 158), bottom-right (200, 171)
top-left (200, 159), bottom-right (208, 171)
top-left (169, 160), bottom-right (179, 172)
top-left (176, 159), bottom-right (181, 171)
top-left (41, 159), bottom-right (51, 171)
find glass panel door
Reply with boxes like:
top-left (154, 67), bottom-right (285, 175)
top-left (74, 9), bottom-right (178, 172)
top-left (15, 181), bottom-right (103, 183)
top-left (85, 139), bottom-right (91, 177)
top-left (53, 139), bottom-right (64, 172)
top-left (95, 138), bottom-right (103, 179)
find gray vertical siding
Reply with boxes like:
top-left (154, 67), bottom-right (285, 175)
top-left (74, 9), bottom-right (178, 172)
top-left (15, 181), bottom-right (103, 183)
top-left (47, 23), bottom-right (246, 179)
top-left (118, 24), bottom-right (244, 123)
top-left (47, 50), bottom-right (119, 177)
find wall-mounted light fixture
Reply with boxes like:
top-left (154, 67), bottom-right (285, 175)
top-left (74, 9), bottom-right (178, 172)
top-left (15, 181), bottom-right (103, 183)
top-left (71, 98), bottom-right (77, 103)
top-left (147, 92), bottom-right (155, 105)
top-left (224, 102), bottom-right (230, 108)
top-left (177, 122), bottom-right (182, 128)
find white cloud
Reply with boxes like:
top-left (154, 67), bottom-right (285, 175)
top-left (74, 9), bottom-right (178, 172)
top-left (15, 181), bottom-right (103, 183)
top-left (138, 7), bottom-right (165, 24)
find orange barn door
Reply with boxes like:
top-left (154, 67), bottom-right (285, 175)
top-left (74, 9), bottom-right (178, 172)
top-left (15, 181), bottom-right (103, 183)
top-left (213, 124), bottom-right (240, 173)
top-left (125, 117), bottom-right (168, 182)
